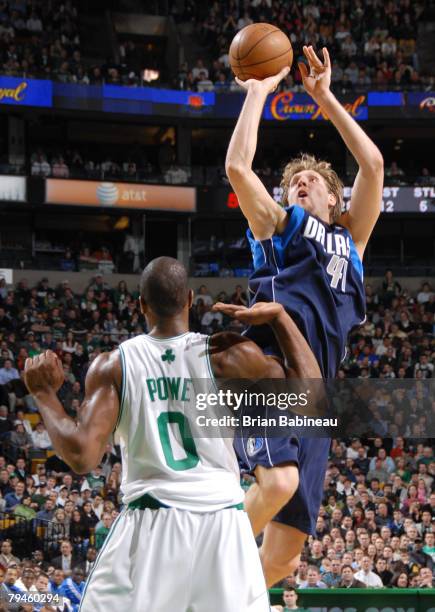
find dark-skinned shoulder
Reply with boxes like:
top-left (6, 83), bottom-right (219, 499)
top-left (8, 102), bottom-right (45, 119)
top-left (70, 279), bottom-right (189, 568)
top-left (208, 332), bottom-right (285, 379)
top-left (84, 349), bottom-right (122, 398)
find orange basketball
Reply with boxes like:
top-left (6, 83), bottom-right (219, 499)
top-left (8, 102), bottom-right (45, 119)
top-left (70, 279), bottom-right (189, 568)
top-left (229, 23), bottom-right (293, 81)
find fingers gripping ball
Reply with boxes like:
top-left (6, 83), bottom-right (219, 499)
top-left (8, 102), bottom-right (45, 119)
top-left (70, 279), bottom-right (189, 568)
top-left (229, 23), bottom-right (293, 81)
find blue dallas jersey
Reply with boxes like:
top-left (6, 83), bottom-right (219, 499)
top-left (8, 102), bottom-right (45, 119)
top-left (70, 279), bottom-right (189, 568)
top-left (245, 204), bottom-right (366, 378)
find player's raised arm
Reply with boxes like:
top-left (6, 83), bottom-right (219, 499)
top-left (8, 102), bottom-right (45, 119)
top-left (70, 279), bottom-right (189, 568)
top-left (211, 302), bottom-right (321, 380)
top-left (299, 46), bottom-right (384, 257)
top-left (225, 70), bottom-right (289, 240)
top-left (24, 350), bottom-right (120, 474)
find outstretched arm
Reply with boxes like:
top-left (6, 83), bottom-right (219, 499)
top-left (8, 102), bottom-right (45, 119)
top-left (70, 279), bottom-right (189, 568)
top-left (225, 69), bottom-right (289, 240)
top-left (211, 302), bottom-right (321, 379)
top-left (299, 46), bottom-right (383, 257)
top-left (24, 350), bottom-right (120, 474)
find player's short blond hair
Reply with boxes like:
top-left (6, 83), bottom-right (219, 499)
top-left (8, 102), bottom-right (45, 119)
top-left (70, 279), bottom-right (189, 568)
top-left (280, 153), bottom-right (343, 223)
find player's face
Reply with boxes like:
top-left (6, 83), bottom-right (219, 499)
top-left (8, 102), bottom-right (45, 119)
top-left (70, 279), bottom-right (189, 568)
top-left (287, 170), bottom-right (335, 221)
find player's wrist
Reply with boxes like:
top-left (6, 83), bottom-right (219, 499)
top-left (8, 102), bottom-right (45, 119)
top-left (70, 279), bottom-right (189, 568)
top-left (33, 387), bottom-right (58, 402)
top-left (312, 88), bottom-right (335, 106)
top-left (268, 304), bottom-right (286, 325)
top-left (246, 83), bottom-right (270, 99)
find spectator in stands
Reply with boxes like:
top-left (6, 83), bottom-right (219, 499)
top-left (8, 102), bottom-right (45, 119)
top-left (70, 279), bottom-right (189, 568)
top-left (272, 587), bottom-right (306, 611)
top-left (381, 270), bottom-right (402, 307)
top-left (81, 466), bottom-right (105, 494)
top-left (14, 567), bottom-right (35, 592)
top-left (0, 359), bottom-right (19, 385)
top-left (419, 567), bottom-right (434, 588)
top-left (164, 162), bottom-right (189, 184)
top-left (193, 285), bottom-right (213, 307)
top-left (0, 540), bottom-right (20, 567)
top-left (31, 421), bottom-right (53, 450)
top-left (95, 512), bottom-right (113, 550)
top-left (339, 565), bottom-right (366, 588)
top-left (354, 556), bottom-right (384, 587)
top-left (3, 567), bottom-right (20, 595)
top-left (322, 559), bottom-right (342, 587)
top-left (230, 284), bottom-right (248, 306)
top-left (9, 422), bottom-right (32, 459)
top-left (51, 540), bottom-right (78, 575)
top-left (417, 168), bottom-right (435, 185)
top-left (59, 567), bottom-right (85, 608)
top-left (417, 282), bottom-right (433, 305)
top-left (192, 59), bottom-right (208, 81)
top-left (393, 572), bottom-right (410, 588)
top-left (299, 566), bottom-right (327, 589)
top-left (35, 498), bottom-right (55, 523)
top-left (0, 405), bottom-right (13, 435)
top-left (76, 547), bottom-right (97, 577)
top-left (31, 151), bottom-right (51, 177)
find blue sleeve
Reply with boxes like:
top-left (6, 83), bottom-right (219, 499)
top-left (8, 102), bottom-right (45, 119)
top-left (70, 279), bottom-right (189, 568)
top-left (246, 227), bottom-right (266, 270)
top-left (348, 236), bottom-right (364, 281)
top-left (246, 205), bottom-right (306, 270)
top-left (279, 205), bottom-right (306, 249)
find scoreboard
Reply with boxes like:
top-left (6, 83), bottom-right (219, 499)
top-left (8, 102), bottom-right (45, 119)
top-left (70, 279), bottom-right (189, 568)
top-left (200, 186), bottom-right (435, 214)
top-left (342, 185), bottom-right (435, 214)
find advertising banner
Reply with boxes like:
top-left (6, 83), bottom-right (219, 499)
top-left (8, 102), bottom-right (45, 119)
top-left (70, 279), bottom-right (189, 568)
top-left (0, 176), bottom-right (26, 201)
top-left (269, 587), bottom-right (435, 609)
top-left (408, 91), bottom-right (435, 115)
top-left (103, 84), bottom-right (215, 107)
top-left (0, 77), bottom-right (52, 107)
top-left (264, 91), bottom-right (368, 121)
top-left (45, 179), bottom-right (196, 212)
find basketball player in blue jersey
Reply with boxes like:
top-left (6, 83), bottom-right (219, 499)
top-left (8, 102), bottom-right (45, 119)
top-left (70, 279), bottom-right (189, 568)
top-left (225, 45), bottom-right (384, 587)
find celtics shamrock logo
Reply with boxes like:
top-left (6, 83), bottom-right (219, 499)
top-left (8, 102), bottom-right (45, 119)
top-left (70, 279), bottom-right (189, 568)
top-left (161, 349), bottom-right (175, 364)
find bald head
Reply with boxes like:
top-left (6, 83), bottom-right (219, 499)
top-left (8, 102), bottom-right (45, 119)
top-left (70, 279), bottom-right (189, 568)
top-left (140, 257), bottom-right (190, 317)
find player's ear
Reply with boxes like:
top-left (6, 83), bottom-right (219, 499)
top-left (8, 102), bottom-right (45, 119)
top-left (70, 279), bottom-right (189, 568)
top-left (187, 289), bottom-right (194, 309)
top-left (327, 192), bottom-right (337, 208)
top-left (139, 296), bottom-right (147, 315)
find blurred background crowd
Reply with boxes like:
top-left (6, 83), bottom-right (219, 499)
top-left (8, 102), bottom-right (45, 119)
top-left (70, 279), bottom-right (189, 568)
top-left (0, 270), bottom-right (432, 608)
top-left (0, 0), bottom-right (433, 92)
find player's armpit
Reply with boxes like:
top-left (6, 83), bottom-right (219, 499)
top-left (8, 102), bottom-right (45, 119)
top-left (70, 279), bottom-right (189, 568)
top-left (226, 166), bottom-right (287, 240)
top-left (209, 332), bottom-right (286, 380)
top-left (339, 165), bottom-right (383, 258)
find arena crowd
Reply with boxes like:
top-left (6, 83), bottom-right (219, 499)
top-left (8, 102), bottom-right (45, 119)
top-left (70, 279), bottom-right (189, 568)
top-left (178, 0), bottom-right (434, 93)
top-left (0, 270), bottom-right (433, 608)
top-left (0, 0), bottom-right (433, 93)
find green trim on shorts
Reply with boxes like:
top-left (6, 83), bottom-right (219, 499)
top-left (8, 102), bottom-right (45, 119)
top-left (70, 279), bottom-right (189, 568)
top-left (127, 492), bottom-right (244, 512)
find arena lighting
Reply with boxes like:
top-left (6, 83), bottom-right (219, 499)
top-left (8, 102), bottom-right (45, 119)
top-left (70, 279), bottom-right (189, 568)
top-left (113, 216), bottom-right (130, 230)
top-left (143, 69), bottom-right (159, 82)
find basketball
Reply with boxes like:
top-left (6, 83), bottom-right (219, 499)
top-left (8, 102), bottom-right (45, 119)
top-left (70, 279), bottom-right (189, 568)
top-left (229, 23), bottom-right (293, 81)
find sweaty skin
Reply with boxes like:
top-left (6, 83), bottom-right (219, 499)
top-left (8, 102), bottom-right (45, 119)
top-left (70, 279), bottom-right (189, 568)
top-left (24, 301), bottom-right (321, 475)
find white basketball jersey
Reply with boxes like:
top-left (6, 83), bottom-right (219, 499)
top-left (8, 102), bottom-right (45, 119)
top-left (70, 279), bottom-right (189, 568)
top-left (117, 332), bottom-right (244, 511)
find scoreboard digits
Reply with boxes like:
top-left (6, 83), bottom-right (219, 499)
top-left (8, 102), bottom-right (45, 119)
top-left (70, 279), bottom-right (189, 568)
top-left (218, 186), bottom-right (435, 213)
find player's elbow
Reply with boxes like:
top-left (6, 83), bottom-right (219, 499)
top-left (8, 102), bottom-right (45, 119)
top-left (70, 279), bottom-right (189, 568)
top-left (366, 150), bottom-right (384, 175)
top-left (225, 161), bottom-right (249, 178)
top-left (62, 439), bottom-right (99, 474)
top-left (68, 454), bottom-right (98, 475)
